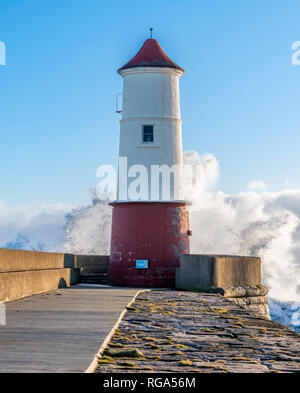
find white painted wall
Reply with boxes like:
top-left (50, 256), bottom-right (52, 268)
top-left (117, 67), bottom-right (185, 201)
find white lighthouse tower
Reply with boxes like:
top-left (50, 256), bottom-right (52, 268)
top-left (108, 35), bottom-right (191, 287)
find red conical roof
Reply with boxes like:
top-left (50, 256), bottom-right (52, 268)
top-left (118, 39), bottom-right (184, 73)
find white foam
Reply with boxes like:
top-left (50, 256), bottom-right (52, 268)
top-left (2, 151), bottom-right (300, 331)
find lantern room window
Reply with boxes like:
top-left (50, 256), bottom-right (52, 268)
top-left (142, 125), bottom-right (154, 143)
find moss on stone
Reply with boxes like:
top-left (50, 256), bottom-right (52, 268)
top-left (168, 351), bottom-right (184, 356)
top-left (235, 321), bottom-right (244, 327)
top-left (178, 359), bottom-right (193, 366)
top-left (162, 311), bottom-right (176, 316)
top-left (144, 337), bottom-right (157, 342)
top-left (217, 315), bottom-right (239, 320)
top-left (175, 344), bottom-right (191, 349)
top-left (97, 356), bottom-right (115, 365)
top-left (130, 334), bottom-right (140, 341)
top-left (119, 361), bottom-right (136, 367)
top-left (146, 343), bottom-right (161, 350)
top-left (126, 306), bottom-right (138, 311)
top-left (146, 355), bottom-right (161, 360)
top-left (231, 357), bottom-right (259, 364)
top-left (106, 348), bottom-right (145, 358)
top-left (160, 339), bottom-right (173, 345)
top-left (108, 343), bottom-right (124, 348)
top-left (190, 368), bottom-right (203, 373)
top-left (197, 364), bottom-right (217, 368)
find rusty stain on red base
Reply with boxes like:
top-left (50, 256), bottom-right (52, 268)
top-left (108, 201), bottom-right (190, 287)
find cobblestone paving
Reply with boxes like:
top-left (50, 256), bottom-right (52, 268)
top-left (96, 290), bottom-right (300, 373)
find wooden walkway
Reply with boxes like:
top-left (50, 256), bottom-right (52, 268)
top-left (0, 285), bottom-right (139, 372)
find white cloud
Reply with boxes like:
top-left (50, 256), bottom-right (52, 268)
top-left (247, 180), bottom-right (266, 191)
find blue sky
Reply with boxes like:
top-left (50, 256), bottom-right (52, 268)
top-left (0, 0), bottom-right (300, 206)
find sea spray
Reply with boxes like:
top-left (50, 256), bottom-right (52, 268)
top-left (269, 299), bottom-right (300, 332)
top-left (63, 189), bottom-right (112, 255)
top-left (1, 152), bottom-right (300, 331)
top-left (189, 190), bottom-right (300, 301)
top-left (183, 151), bottom-right (300, 332)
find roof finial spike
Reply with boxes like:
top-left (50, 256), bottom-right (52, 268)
top-left (150, 27), bottom-right (153, 39)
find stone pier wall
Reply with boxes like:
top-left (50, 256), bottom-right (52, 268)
top-left (97, 290), bottom-right (300, 374)
top-left (0, 248), bottom-right (81, 302)
top-left (211, 285), bottom-right (270, 319)
top-left (176, 254), bottom-right (270, 319)
top-left (0, 249), bottom-right (113, 302)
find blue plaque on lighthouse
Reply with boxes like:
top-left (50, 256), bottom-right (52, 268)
top-left (136, 260), bottom-right (148, 269)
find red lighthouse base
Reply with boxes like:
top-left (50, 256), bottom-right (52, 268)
top-left (108, 201), bottom-right (190, 288)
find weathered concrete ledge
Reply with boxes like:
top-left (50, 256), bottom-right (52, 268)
top-left (176, 255), bottom-right (269, 318)
top-left (210, 285), bottom-right (270, 319)
top-left (96, 290), bottom-right (300, 373)
top-left (74, 254), bottom-right (109, 274)
top-left (0, 269), bottom-right (77, 303)
top-left (0, 249), bottom-right (111, 302)
top-left (176, 254), bottom-right (261, 289)
top-left (0, 248), bottom-right (80, 302)
top-left (0, 248), bottom-right (74, 272)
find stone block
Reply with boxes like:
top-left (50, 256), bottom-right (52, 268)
top-left (74, 255), bottom-right (109, 273)
top-left (0, 248), bottom-right (80, 302)
top-left (176, 254), bottom-right (261, 290)
top-left (0, 248), bottom-right (74, 272)
top-left (0, 269), bottom-right (75, 302)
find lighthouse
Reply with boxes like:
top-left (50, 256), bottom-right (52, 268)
top-left (108, 35), bottom-right (191, 287)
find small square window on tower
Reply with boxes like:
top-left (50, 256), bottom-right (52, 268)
top-left (142, 125), bottom-right (154, 143)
